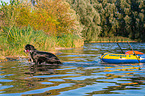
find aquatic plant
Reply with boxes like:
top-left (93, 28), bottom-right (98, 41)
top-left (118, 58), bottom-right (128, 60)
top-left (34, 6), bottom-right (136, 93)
top-left (0, 26), bottom-right (83, 56)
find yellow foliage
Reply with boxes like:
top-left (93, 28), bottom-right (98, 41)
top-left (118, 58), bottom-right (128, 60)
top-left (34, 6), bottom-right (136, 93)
top-left (12, 0), bottom-right (82, 36)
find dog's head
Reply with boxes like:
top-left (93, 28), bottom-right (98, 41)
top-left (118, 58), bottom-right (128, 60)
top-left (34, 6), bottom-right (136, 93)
top-left (24, 44), bottom-right (36, 53)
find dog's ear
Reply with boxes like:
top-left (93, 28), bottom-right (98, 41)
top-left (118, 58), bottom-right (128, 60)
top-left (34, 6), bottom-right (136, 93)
top-left (25, 44), bottom-right (35, 50)
top-left (30, 45), bottom-right (35, 50)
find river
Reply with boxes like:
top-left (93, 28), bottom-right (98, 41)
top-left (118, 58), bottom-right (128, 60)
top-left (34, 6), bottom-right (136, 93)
top-left (0, 43), bottom-right (145, 96)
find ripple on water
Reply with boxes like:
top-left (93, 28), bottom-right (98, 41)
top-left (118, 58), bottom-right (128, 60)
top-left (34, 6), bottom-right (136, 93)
top-left (0, 43), bottom-right (145, 96)
top-left (33, 74), bottom-right (80, 78)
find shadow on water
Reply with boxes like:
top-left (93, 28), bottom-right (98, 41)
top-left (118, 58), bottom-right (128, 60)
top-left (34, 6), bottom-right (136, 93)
top-left (25, 64), bottom-right (61, 75)
top-left (0, 43), bottom-right (145, 96)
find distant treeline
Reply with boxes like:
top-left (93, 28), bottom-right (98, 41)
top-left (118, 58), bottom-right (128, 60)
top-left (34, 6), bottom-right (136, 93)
top-left (66, 0), bottom-right (145, 42)
top-left (0, 0), bottom-right (145, 43)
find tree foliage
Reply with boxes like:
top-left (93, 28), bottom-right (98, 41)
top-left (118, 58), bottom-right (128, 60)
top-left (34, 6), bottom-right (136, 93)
top-left (66, 0), bottom-right (145, 42)
top-left (0, 0), bottom-right (82, 36)
top-left (1, 0), bottom-right (145, 42)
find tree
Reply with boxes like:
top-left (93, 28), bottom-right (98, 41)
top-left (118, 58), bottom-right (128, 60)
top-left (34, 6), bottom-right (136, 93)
top-left (66, 0), bottom-right (145, 42)
top-left (0, 0), bottom-right (82, 36)
top-left (66, 0), bottom-right (101, 41)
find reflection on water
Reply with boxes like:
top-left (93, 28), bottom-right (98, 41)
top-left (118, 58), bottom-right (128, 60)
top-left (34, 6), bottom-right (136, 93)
top-left (0, 43), bottom-right (145, 96)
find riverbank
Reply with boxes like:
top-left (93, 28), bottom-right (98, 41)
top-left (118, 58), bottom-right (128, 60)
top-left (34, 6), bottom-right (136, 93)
top-left (0, 40), bottom-right (136, 62)
top-left (0, 26), bottom-right (84, 57)
top-left (89, 40), bottom-right (137, 43)
top-left (0, 34), bottom-right (138, 62)
top-left (87, 36), bottom-right (137, 43)
top-left (0, 46), bottom-right (78, 62)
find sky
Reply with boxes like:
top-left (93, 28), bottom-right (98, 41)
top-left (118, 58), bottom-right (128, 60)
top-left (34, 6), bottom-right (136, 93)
top-left (1, 0), bottom-right (10, 3)
top-left (0, 0), bottom-right (10, 4)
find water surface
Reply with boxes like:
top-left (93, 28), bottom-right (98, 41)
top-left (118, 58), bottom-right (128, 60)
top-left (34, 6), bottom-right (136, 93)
top-left (0, 43), bottom-right (145, 96)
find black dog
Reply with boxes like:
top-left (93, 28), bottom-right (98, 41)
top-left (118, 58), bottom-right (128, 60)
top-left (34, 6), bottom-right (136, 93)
top-left (24, 44), bottom-right (62, 65)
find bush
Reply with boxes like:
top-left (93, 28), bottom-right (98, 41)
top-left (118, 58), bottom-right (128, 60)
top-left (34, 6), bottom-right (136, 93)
top-left (0, 0), bottom-right (82, 36)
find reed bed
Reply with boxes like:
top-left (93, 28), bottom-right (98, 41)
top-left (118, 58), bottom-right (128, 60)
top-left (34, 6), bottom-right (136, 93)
top-left (0, 26), bottom-right (83, 57)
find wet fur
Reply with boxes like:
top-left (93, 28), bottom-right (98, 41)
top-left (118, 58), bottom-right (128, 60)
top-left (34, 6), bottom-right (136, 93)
top-left (24, 44), bottom-right (62, 65)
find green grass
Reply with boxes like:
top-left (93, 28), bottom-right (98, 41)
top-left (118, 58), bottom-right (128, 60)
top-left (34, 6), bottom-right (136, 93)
top-left (0, 26), bottom-right (83, 56)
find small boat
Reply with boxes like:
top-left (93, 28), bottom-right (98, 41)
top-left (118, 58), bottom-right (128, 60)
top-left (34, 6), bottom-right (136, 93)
top-left (101, 52), bottom-right (145, 64)
top-left (101, 41), bottom-right (145, 64)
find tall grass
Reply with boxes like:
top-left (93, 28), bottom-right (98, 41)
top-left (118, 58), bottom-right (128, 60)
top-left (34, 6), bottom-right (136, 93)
top-left (0, 26), bottom-right (83, 56)
top-left (57, 34), bottom-right (83, 48)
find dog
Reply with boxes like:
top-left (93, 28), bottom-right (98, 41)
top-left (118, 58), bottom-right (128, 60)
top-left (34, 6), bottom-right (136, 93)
top-left (24, 44), bottom-right (62, 65)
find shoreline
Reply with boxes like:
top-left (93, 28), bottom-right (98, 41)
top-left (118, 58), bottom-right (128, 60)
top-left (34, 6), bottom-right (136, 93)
top-left (0, 47), bottom-right (74, 62)
top-left (0, 41), bottom-right (140, 62)
top-left (88, 41), bottom-right (137, 43)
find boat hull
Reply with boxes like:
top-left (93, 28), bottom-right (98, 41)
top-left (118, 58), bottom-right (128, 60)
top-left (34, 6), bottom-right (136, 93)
top-left (101, 53), bottom-right (145, 64)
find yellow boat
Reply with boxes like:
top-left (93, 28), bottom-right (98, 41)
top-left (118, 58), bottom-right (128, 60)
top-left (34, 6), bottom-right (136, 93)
top-left (101, 52), bottom-right (145, 64)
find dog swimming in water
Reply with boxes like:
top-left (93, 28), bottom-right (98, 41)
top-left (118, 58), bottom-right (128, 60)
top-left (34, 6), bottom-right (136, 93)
top-left (24, 44), bottom-right (62, 65)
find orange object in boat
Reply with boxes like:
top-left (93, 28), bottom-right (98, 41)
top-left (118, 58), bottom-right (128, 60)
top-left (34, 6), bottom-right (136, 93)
top-left (125, 51), bottom-right (144, 55)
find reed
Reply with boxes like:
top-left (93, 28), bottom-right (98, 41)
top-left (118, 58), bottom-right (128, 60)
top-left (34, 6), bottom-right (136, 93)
top-left (57, 34), bottom-right (83, 48)
top-left (0, 26), bottom-right (83, 56)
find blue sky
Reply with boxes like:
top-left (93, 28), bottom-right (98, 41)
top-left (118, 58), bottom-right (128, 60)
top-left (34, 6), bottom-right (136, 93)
top-left (1, 0), bottom-right (10, 3)
top-left (0, 0), bottom-right (10, 5)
